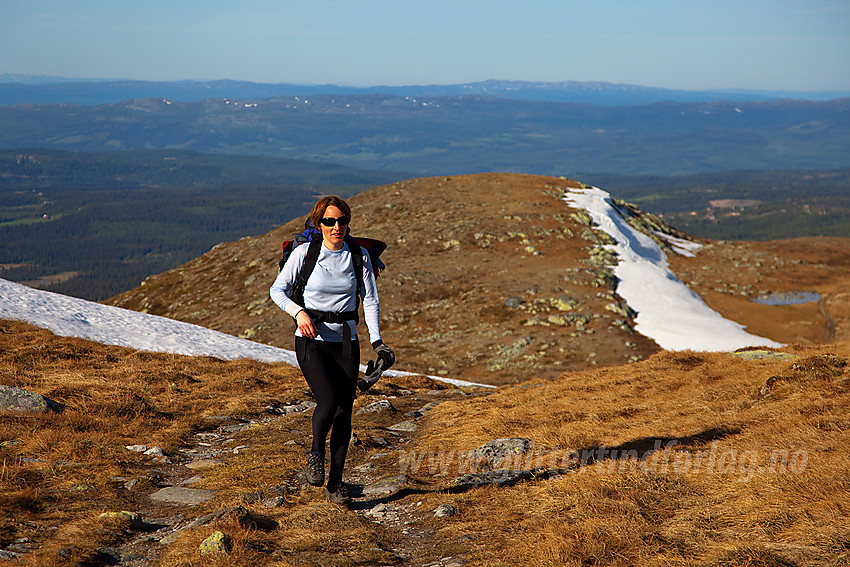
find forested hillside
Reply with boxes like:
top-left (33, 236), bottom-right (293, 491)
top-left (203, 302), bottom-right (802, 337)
top-left (0, 96), bottom-right (846, 176)
top-left (0, 149), bottom-right (404, 299)
top-left (3, 149), bottom-right (849, 300)
top-left (586, 168), bottom-right (850, 240)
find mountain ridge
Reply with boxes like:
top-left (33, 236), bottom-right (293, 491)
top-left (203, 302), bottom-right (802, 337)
top-left (2, 76), bottom-right (847, 106)
top-left (105, 173), bottom-right (850, 385)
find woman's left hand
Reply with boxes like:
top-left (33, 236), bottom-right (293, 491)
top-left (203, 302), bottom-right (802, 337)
top-left (372, 340), bottom-right (395, 369)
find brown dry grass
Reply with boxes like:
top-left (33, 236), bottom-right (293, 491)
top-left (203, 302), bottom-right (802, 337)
top-left (3, 317), bottom-right (849, 565)
top-left (413, 345), bottom-right (850, 566)
top-left (0, 319), bottom-right (307, 565)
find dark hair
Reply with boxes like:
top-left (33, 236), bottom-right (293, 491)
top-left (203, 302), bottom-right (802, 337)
top-left (309, 195), bottom-right (351, 229)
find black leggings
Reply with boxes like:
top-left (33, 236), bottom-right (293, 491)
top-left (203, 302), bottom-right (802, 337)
top-left (295, 337), bottom-right (359, 486)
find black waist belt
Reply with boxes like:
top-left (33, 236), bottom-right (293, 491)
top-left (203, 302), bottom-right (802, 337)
top-left (305, 309), bottom-right (359, 358)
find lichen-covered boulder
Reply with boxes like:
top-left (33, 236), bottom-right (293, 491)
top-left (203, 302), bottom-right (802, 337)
top-left (199, 531), bottom-right (228, 555)
top-left (0, 385), bottom-right (64, 413)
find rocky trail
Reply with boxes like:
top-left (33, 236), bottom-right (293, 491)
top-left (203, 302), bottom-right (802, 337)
top-left (94, 382), bottom-right (495, 567)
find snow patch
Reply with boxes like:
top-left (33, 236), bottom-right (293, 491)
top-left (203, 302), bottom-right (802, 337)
top-left (563, 187), bottom-right (782, 352)
top-left (654, 231), bottom-right (703, 257)
top-left (0, 278), bottom-right (491, 389)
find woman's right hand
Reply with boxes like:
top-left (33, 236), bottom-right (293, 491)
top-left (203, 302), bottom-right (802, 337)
top-left (295, 310), bottom-right (317, 339)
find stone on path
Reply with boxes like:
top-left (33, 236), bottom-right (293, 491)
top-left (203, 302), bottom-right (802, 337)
top-left (362, 475), bottom-right (408, 497)
top-left (150, 487), bottom-right (215, 506)
top-left (386, 420), bottom-right (417, 433)
top-left (357, 399), bottom-right (396, 414)
top-left (434, 504), bottom-right (456, 517)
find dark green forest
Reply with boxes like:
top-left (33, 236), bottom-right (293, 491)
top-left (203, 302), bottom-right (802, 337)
top-left (0, 149), bottom-right (404, 299)
top-left (2, 149), bottom-right (849, 301)
top-left (585, 168), bottom-right (850, 240)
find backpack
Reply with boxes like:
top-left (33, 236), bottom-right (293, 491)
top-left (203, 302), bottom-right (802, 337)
top-left (278, 219), bottom-right (387, 308)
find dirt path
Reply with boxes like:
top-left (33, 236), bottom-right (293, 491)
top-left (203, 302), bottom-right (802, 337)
top-left (106, 385), bottom-right (489, 566)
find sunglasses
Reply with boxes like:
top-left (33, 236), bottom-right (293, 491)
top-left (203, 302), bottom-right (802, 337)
top-left (320, 215), bottom-right (350, 227)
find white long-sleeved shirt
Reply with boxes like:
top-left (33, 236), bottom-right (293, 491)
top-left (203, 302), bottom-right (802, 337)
top-left (270, 240), bottom-right (381, 344)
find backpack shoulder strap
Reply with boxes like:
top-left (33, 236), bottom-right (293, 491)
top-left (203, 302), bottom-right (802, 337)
top-left (344, 234), bottom-right (364, 300)
top-left (292, 235), bottom-right (323, 306)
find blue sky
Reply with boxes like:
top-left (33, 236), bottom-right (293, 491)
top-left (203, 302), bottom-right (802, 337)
top-left (2, 0), bottom-right (848, 91)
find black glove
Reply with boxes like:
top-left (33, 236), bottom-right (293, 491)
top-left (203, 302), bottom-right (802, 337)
top-left (371, 340), bottom-right (395, 370)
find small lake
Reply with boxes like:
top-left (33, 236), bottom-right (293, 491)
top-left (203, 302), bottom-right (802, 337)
top-left (752, 291), bottom-right (821, 306)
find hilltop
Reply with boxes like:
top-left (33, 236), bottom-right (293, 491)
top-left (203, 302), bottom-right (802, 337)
top-left (2, 173), bottom-right (850, 565)
top-left (4, 148), bottom-right (849, 303)
top-left (106, 173), bottom-right (850, 385)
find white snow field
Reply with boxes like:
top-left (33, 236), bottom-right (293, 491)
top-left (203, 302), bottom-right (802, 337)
top-left (563, 186), bottom-right (782, 351)
top-left (0, 278), bottom-right (487, 388)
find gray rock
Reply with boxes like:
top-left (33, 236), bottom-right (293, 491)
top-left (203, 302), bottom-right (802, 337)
top-left (263, 496), bottom-right (287, 508)
top-left (362, 475), bottom-right (407, 497)
top-left (386, 420), bottom-right (417, 433)
top-left (505, 296), bottom-right (524, 308)
top-left (365, 503), bottom-right (388, 517)
top-left (418, 401), bottom-right (441, 413)
top-left (0, 385), bottom-right (63, 413)
top-left (466, 437), bottom-right (532, 468)
top-left (150, 487), bottom-right (215, 506)
top-left (453, 469), bottom-right (534, 488)
top-left (266, 400), bottom-right (317, 415)
top-left (434, 504), bottom-right (456, 517)
top-left (357, 399), bottom-right (396, 414)
top-left (159, 505), bottom-right (254, 545)
top-left (0, 549), bottom-right (22, 560)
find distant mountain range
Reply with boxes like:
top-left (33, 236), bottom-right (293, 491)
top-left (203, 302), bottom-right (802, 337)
top-left (1, 94), bottom-right (847, 176)
top-left (1, 75), bottom-right (847, 107)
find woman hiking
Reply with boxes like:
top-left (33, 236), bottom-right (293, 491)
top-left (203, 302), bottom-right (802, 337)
top-left (270, 195), bottom-right (394, 504)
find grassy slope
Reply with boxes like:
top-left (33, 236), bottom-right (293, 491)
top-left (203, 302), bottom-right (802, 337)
top-left (1, 320), bottom-right (848, 565)
top-left (414, 347), bottom-right (850, 565)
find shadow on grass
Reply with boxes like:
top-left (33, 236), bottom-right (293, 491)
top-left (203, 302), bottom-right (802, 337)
top-left (347, 426), bottom-right (743, 506)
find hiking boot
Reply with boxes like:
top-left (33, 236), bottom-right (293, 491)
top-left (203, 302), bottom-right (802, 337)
top-left (305, 451), bottom-right (325, 487)
top-left (325, 482), bottom-right (350, 505)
